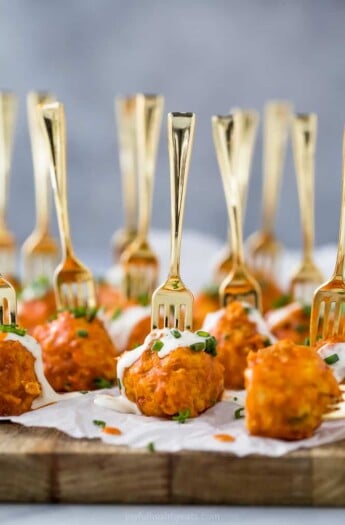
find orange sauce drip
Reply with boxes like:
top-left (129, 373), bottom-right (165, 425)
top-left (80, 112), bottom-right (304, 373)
top-left (102, 426), bottom-right (122, 435)
top-left (213, 433), bottom-right (235, 442)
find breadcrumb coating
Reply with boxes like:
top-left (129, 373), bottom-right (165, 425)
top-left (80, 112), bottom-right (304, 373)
top-left (245, 339), bottom-right (341, 440)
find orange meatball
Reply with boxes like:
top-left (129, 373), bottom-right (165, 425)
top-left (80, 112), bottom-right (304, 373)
top-left (209, 302), bottom-right (273, 389)
top-left (245, 340), bottom-right (341, 440)
top-left (193, 287), bottom-right (219, 330)
top-left (266, 303), bottom-right (310, 344)
top-left (123, 336), bottom-right (224, 418)
top-left (0, 336), bottom-right (41, 416)
top-left (33, 310), bottom-right (117, 392)
top-left (18, 290), bottom-right (56, 334)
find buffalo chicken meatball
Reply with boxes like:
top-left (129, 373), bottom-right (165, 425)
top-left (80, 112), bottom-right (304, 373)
top-left (204, 301), bottom-right (274, 389)
top-left (265, 302), bottom-right (310, 344)
top-left (0, 333), bottom-right (41, 416)
top-left (119, 328), bottom-right (224, 418)
top-left (245, 339), bottom-right (340, 440)
top-left (33, 309), bottom-right (117, 392)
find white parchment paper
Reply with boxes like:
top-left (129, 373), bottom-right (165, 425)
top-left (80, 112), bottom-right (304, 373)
top-left (2, 388), bottom-right (345, 456)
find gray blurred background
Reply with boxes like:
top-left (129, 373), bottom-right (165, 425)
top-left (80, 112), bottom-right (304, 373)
top-left (1, 0), bottom-right (345, 269)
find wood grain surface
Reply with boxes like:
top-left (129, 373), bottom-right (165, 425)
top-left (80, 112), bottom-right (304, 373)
top-left (0, 422), bottom-right (344, 505)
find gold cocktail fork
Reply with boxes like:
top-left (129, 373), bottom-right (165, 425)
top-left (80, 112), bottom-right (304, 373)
top-left (212, 114), bottom-right (262, 310)
top-left (121, 94), bottom-right (164, 302)
top-left (0, 92), bottom-right (17, 280)
top-left (39, 102), bottom-right (96, 311)
top-left (310, 128), bottom-right (345, 346)
top-left (151, 113), bottom-right (195, 330)
top-left (0, 274), bottom-right (16, 325)
top-left (111, 95), bottom-right (137, 261)
top-left (246, 101), bottom-right (292, 279)
top-left (290, 113), bottom-right (323, 303)
top-left (21, 92), bottom-right (59, 286)
top-left (215, 109), bottom-right (259, 284)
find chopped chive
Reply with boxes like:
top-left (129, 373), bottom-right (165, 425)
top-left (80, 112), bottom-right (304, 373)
top-left (295, 324), bottom-right (308, 334)
top-left (80, 390), bottom-right (88, 394)
top-left (93, 419), bottom-right (106, 429)
top-left (137, 293), bottom-right (149, 306)
top-left (111, 308), bottom-right (122, 321)
top-left (86, 306), bottom-right (98, 322)
top-left (263, 338), bottom-right (271, 347)
top-left (172, 280), bottom-right (180, 290)
top-left (147, 442), bottom-right (155, 453)
top-left (189, 341), bottom-right (206, 352)
top-left (205, 336), bottom-right (217, 356)
top-left (234, 407), bottom-right (245, 419)
top-left (302, 304), bottom-right (312, 317)
top-left (324, 353), bottom-right (340, 365)
top-left (152, 340), bottom-right (164, 352)
top-left (304, 337), bottom-right (310, 346)
top-left (243, 306), bottom-right (252, 314)
top-left (272, 295), bottom-right (291, 309)
top-left (0, 324), bottom-right (27, 336)
top-left (172, 409), bottom-right (190, 424)
top-left (70, 306), bottom-right (87, 318)
top-left (117, 378), bottom-right (122, 390)
top-left (171, 329), bottom-right (181, 338)
top-left (93, 377), bottom-right (115, 389)
top-left (233, 396), bottom-right (238, 401)
top-left (196, 330), bottom-right (210, 338)
top-left (76, 329), bottom-right (88, 338)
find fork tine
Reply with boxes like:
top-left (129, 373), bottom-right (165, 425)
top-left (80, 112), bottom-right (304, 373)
top-left (333, 301), bottom-right (341, 335)
top-left (310, 295), bottom-right (322, 346)
top-left (173, 305), bottom-right (179, 328)
top-left (322, 300), bottom-right (332, 339)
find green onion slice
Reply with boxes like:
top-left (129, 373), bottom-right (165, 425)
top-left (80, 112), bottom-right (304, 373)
top-left (324, 353), bottom-right (340, 365)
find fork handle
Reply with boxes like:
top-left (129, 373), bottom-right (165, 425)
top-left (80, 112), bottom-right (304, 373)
top-left (292, 113), bottom-right (317, 263)
top-left (236, 109), bottom-right (259, 221)
top-left (27, 92), bottom-right (55, 236)
top-left (40, 102), bottom-right (75, 259)
top-left (136, 94), bottom-right (164, 241)
top-left (334, 129), bottom-right (345, 279)
top-left (116, 96), bottom-right (137, 234)
top-left (0, 92), bottom-right (17, 229)
top-left (262, 101), bottom-right (291, 234)
top-left (212, 115), bottom-right (245, 267)
top-left (168, 113), bottom-right (196, 277)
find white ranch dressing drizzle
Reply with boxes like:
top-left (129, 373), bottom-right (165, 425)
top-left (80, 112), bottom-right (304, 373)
top-left (265, 302), bottom-right (302, 329)
top-left (203, 302), bottom-right (276, 342)
top-left (4, 332), bottom-right (62, 408)
top-left (317, 342), bottom-right (345, 383)
top-left (104, 306), bottom-right (151, 354)
top-left (95, 327), bottom-right (211, 415)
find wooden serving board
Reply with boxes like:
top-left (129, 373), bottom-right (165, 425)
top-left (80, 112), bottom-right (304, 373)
top-left (0, 422), bottom-right (345, 505)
